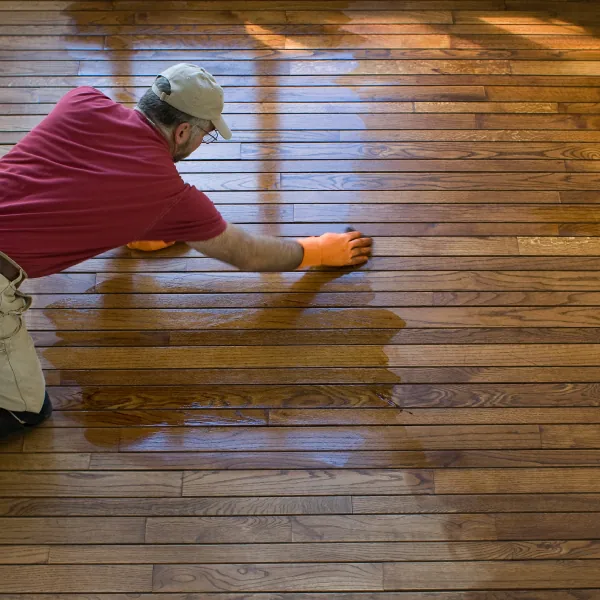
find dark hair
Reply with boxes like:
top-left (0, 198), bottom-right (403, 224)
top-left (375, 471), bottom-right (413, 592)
top-left (137, 75), bottom-right (210, 131)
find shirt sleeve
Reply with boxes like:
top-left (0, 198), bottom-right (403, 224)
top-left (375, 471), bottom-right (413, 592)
top-left (143, 184), bottom-right (227, 242)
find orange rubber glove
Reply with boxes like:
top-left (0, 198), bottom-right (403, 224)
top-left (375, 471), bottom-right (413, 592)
top-left (297, 231), bottom-right (373, 269)
top-left (127, 241), bottom-right (176, 251)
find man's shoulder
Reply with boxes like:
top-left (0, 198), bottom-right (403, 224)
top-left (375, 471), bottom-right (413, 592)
top-left (61, 86), bottom-right (112, 105)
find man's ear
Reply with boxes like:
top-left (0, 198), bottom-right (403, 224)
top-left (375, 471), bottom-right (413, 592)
top-left (174, 122), bottom-right (191, 144)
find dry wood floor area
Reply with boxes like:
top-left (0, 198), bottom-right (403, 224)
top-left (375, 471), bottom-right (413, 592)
top-left (3, 0), bottom-right (600, 597)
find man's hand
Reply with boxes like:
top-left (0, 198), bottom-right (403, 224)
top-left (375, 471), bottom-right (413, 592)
top-left (297, 231), bottom-right (373, 269)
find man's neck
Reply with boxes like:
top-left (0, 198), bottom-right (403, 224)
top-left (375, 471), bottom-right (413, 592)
top-left (134, 107), bottom-right (175, 156)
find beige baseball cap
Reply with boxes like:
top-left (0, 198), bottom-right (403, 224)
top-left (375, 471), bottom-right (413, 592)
top-left (152, 63), bottom-right (232, 140)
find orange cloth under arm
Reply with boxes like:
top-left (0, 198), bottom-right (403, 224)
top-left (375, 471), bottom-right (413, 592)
top-left (126, 241), bottom-right (176, 251)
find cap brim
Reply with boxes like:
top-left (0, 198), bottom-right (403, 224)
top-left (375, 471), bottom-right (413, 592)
top-left (212, 114), bottom-right (232, 140)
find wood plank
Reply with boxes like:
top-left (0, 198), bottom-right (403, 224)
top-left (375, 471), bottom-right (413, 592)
top-left (30, 292), bottom-right (436, 310)
top-left (46, 382), bottom-right (600, 411)
top-left (519, 237), bottom-right (600, 255)
top-left (181, 470), bottom-right (433, 496)
top-left (89, 449), bottom-right (600, 470)
top-left (7, 47), bottom-right (600, 60)
top-left (145, 516), bottom-right (293, 543)
top-left (144, 10), bottom-right (453, 25)
top-left (53, 366), bottom-right (600, 385)
top-left (0, 36), bottom-right (104, 50)
top-left (105, 33), bottom-right (449, 50)
top-left (341, 130), bottom-right (600, 142)
top-left (118, 425), bottom-right (541, 452)
top-left (0, 565), bottom-right (152, 593)
top-left (35, 305), bottom-right (600, 331)
top-left (46, 327), bottom-right (596, 347)
top-left (12, 24), bottom-right (573, 37)
top-left (0, 496), bottom-right (351, 517)
top-left (12, 72), bottom-right (590, 88)
top-left (177, 159), bottom-right (568, 173)
top-left (0, 453), bottom-right (90, 470)
top-left (560, 224), bottom-right (600, 236)
top-left (383, 561), bottom-right (600, 590)
top-left (567, 160), bottom-right (600, 172)
top-left (38, 344), bottom-right (600, 369)
top-left (506, 0), bottom-right (600, 12)
top-left (512, 61), bottom-right (600, 76)
top-left (561, 103), bottom-right (600, 114)
top-left (153, 563), bottom-right (383, 592)
top-left (268, 408), bottom-right (600, 426)
top-left (32, 330), bottom-right (172, 346)
top-left (94, 271), bottom-right (600, 294)
top-left (542, 425), bottom-right (600, 449)
top-left (0, 61), bottom-right (79, 75)
top-left (479, 114), bottom-right (600, 129)
top-left (290, 59), bottom-right (510, 75)
top-left (496, 513), bottom-right (600, 540)
top-left (29, 290), bottom-right (600, 310)
top-left (46, 540), bottom-right (600, 564)
top-left (48, 408), bottom-right (267, 427)
top-left (240, 143), bottom-right (597, 160)
top-left (454, 11), bottom-right (596, 25)
top-left (290, 514), bottom-right (497, 542)
top-left (22, 428), bottom-right (120, 452)
top-left (0, 433), bottom-right (23, 453)
top-left (435, 468), bottom-right (600, 494)
top-left (103, 1), bottom-right (508, 9)
top-left (450, 35), bottom-right (600, 50)
top-left (292, 205), bottom-right (598, 223)
top-left (0, 1), bottom-right (112, 9)
top-left (353, 494), bottom-right (600, 514)
top-left (265, 34), bottom-right (600, 50)
top-left (0, 546), bottom-right (49, 565)
top-left (0, 517), bottom-right (146, 544)
top-left (0, 471), bottom-right (182, 497)
top-left (488, 87), bottom-right (600, 102)
top-left (281, 173), bottom-right (600, 191)
top-left (562, 191), bottom-right (600, 204)
top-left (20, 274), bottom-right (95, 295)
top-left (0, 10), bottom-right (136, 24)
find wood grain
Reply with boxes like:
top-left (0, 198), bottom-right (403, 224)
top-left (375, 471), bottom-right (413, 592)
top-left (383, 561), bottom-right (600, 590)
top-left (435, 468), bottom-right (600, 493)
top-left (0, 471), bottom-right (183, 497)
top-left (0, 565), bottom-right (152, 593)
top-left (46, 540), bottom-right (600, 564)
top-left (118, 425), bottom-right (542, 452)
top-left (153, 563), bottom-right (383, 592)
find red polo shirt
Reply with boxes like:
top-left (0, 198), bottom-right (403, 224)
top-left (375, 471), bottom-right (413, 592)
top-left (0, 87), bottom-right (227, 278)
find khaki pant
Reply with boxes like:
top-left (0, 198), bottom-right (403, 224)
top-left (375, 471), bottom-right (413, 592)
top-left (0, 252), bottom-right (45, 413)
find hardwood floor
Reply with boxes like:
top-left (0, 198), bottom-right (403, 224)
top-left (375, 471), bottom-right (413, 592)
top-left (2, 0), bottom-right (600, 596)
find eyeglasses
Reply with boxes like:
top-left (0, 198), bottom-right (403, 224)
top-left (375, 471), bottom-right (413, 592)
top-left (201, 129), bottom-right (219, 144)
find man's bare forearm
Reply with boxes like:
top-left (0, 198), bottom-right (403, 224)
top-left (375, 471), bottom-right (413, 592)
top-left (187, 223), bottom-right (304, 272)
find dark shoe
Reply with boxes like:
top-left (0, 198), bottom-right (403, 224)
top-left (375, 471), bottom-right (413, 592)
top-left (0, 392), bottom-right (52, 440)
